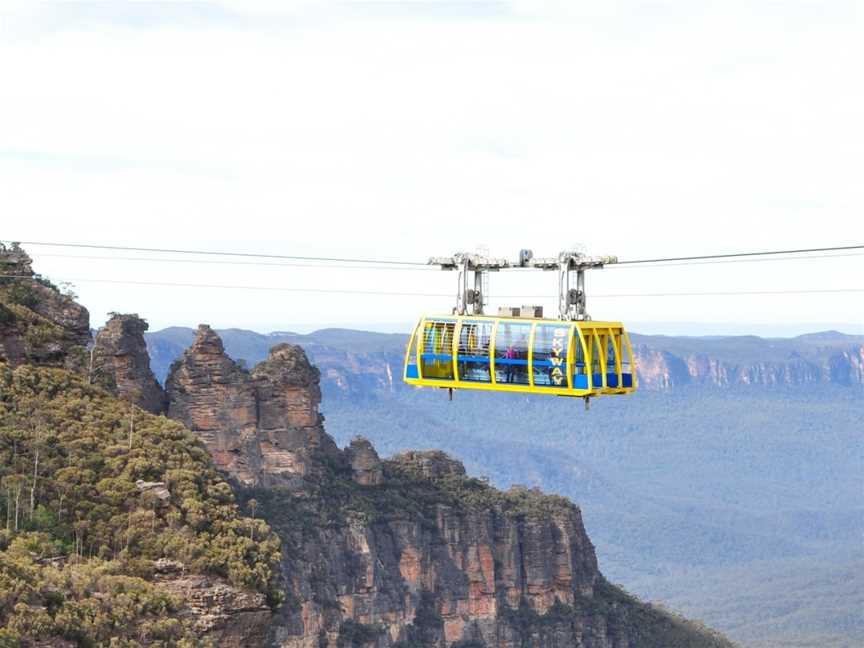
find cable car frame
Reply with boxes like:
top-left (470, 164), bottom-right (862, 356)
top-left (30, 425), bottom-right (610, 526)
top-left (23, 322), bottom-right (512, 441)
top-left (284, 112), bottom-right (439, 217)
top-left (404, 315), bottom-right (635, 397)
top-left (402, 249), bottom-right (638, 404)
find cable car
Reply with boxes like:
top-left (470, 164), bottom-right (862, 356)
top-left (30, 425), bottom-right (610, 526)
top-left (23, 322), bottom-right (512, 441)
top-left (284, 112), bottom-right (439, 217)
top-left (403, 249), bottom-right (637, 402)
top-left (403, 314), bottom-right (635, 398)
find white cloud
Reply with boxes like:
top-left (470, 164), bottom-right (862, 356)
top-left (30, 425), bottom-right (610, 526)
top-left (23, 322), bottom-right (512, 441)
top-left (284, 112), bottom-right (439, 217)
top-left (1, 1), bottom-right (861, 332)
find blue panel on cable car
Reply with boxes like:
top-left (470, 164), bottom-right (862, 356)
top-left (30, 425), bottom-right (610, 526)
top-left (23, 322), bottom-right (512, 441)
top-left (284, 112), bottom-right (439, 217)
top-left (573, 375), bottom-right (589, 389)
top-left (606, 374), bottom-right (619, 388)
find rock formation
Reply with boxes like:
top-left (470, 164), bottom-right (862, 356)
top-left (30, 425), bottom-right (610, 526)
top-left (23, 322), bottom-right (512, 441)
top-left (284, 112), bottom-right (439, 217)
top-left (162, 324), bottom-right (733, 647)
top-left (263, 450), bottom-right (730, 648)
top-left (345, 436), bottom-right (383, 486)
top-left (165, 328), bottom-right (342, 488)
top-left (155, 560), bottom-right (271, 647)
top-left (631, 333), bottom-right (864, 391)
top-left (165, 325), bottom-right (261, 485)
top-left (251, 343), bottom-right (343, 487)
top-left (0, 244), bottom-right (90, 370)
top-left (90, 313), bottom-right (167, 413)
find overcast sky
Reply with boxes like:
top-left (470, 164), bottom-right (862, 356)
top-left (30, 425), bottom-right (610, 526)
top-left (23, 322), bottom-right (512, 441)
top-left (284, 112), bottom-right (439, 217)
top-left (2, 1), bottom-right (862, 335)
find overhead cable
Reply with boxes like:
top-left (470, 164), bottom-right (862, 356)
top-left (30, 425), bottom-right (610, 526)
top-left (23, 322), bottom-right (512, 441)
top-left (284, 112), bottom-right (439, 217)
top-left (617, 245), bottom-right (864, 265)
top-left (9, 240), bottom-right (864, 269)
top-left (30, 253), bottom-right (440, 272)
top-left (28, 250), bottom-right (864, 272)
top-left (28, 277), bottom-right (864, 299)
top-left (11, 240), bottom-right (429, 266)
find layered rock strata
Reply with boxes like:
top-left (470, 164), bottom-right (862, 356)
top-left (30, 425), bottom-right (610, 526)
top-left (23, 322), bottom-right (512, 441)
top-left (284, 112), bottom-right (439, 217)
top-left (264, 452), bottom-right (730, 648)
top-left (90, 313), bottom-right (167, 414)
top-left (166, 327), bottom-right (342, 488)
top-left (155, 559), bottom-right (271, 647)
top-left (251, 343), bottom-right (343, 487)
top-left (165, 325), bottom-right (262, 485)
top-left (632, 338), bottom-right (864, 390)
top-left (345, 436), bottom-right (384, 486)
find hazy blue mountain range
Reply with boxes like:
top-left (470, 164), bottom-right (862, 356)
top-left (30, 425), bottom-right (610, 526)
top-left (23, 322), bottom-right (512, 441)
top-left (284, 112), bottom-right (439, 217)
top-left (145, 326), bottom-right (864, 648)
top-left (146, 326), bottom-right (864, 395)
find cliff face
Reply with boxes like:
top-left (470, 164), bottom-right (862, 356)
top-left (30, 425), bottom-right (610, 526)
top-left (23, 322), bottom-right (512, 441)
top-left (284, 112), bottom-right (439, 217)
top-left (632, 340), bottom-right (864, 390)
top-left (251, 343), bottom-right (343, 486)
top-left (90, 313), bottom-right (167, 414)
top-left (163, 326), bottom-right (733, 648)
top-left (0, 245), bottom-right (90, 370)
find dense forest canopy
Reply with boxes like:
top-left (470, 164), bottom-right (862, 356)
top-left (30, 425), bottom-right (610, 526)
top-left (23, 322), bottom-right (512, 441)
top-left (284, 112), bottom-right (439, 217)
top-left (0, 364), bottom-right (281, 645)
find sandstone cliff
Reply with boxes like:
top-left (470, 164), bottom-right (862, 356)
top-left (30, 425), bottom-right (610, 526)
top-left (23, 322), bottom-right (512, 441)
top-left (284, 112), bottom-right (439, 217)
top-left (90, 312), bottom-right (167, 414)
top-left (165, 324), bottom-right (262, 485)
top-left (631, 336), bottom-right (864, 390)
top-left (162, 326), bottom-right (733, 648)
top-left (0, 244), bottom-right (90, 370)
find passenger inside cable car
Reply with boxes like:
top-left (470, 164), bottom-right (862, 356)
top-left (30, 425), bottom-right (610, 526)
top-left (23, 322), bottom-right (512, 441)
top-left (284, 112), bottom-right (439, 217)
top-left (495, 323), bottom-right (530, 384)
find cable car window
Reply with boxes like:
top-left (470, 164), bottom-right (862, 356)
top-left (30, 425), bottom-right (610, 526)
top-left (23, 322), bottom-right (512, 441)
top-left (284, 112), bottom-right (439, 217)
top-left (533, 324), bottom-right (569, 387)
top-left (405, 322), bottom-right (420, 379)
top-left (606, 335), bottom-right (618, 369)
top-left (420, 319), bottom-right (455, 380)
top-left (606, 332), bottom-right (620, 387)
top-left (457, 320), bottom-right (492, 383)
top-left (620, 332), bottom-right (634, 388)
top-left (573, 331), bottom-right (588, 389)
top-left (589, 334), bottom-right (603, 387)
top-left (494, 322), bottom-right (530, 385)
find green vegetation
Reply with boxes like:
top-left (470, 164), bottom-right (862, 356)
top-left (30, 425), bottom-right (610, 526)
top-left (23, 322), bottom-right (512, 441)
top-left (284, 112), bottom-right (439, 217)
top-left (0, 363), bottom-right (282, 645)
top-left (638, 557), bottom-right (864, 648)
top-left (243, 449), bottom-right (577, 548)
top-left (337, 619), bottom-right (386, 647)
top-left (0, 277), bottom-right (88, 370)
top-left (392, 591), bottom-right (444, 647)
top-left (498, 581), bottom-right (732, 648)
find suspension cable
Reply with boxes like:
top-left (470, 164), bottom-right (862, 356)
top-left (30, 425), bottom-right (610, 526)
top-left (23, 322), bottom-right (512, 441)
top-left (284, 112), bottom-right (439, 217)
top-left (10, 240), bottom-right (429, 266)
top-left (9, 276), bottom-right (858, 299)
top-left (617, 245), bottom-right (864, 265)
top-left (9, 240), bottom-right (864, 269)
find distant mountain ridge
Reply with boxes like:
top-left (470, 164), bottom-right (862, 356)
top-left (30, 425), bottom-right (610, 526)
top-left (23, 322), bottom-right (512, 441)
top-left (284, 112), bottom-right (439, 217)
top-left (145, 326), bottom-right (864, 395)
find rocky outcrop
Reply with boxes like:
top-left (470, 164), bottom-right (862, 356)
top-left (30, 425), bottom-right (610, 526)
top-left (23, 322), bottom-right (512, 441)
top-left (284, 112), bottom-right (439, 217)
top-left (90, 313), bottom-right (167, 414)
top-left (391, 449), bottom-right (467, 480)
top-left (165, 328), bottom-right (342, 488)
top-left (631, 336), bottom-right (864, 391)
top-left (251, 344), bottom-right (343, 487)
top-left (0, 244), bottom-right (90, 370)
top-left (345, 436), bottom-right (383, 486)
top-left (166, 325), bottom-right (261, 485)
top-left (265, 452), bottom-right (731, 648)
top-left (155, 560), bottom-right (271, 646)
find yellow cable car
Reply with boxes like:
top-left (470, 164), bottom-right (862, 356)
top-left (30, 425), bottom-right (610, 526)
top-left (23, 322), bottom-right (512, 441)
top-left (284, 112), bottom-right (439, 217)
top-left (403, 314), bottom-right (636, 398)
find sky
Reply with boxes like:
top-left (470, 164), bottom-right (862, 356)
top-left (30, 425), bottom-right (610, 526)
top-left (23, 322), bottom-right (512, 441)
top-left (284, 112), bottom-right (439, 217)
top-left (1, 1), bottom-right (862, 336)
